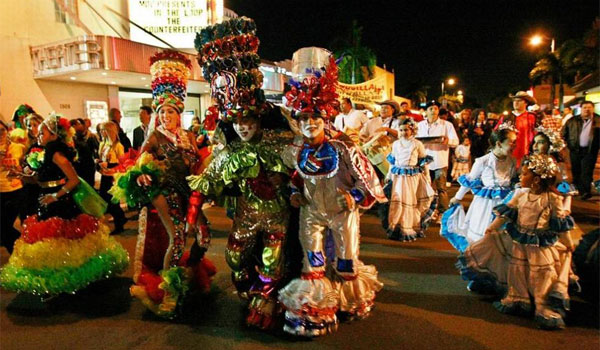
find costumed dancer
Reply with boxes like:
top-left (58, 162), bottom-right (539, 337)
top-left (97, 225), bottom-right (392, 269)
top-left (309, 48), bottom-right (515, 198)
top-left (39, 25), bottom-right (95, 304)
top-left (0, 114), bottom-right (128, 296)
top-left (486, 155), bottom-right (575, 330)
top-left (110, 50), bottom-right (215, 319)
top-left (451, 137), bottom-right (471, 181)
top-left (442, 127), bottom-right (517, 252)
top-left (188, 17), bottom-right (295, 330)
top-left (278, 56), bottom-right (386, 337)
top-left (385, 118), bottom-right (436, 241)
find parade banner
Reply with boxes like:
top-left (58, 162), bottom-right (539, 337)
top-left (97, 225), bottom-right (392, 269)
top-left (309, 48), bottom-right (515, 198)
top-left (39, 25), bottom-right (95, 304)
top-left (337, 75), bottom-right (387, 105)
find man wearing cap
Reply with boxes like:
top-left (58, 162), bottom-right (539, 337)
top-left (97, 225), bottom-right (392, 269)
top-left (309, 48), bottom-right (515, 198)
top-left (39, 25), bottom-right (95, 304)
top-left (496, 91), bottom-right (537, 165)
top-left (334, 98), bottom-right (368, 143)
top-left (416, 101), bottom-right (459, 216)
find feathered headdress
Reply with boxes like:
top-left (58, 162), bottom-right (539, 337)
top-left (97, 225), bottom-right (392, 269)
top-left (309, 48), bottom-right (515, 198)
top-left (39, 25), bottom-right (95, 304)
top-left (149, 50), bottom-right (192, 113)
top-left (12, 104), bottom-right (36, 127)
top-left (285, 56), bottom-right (340, 119)
top-left (535, 125), bottom-right (565, 154)
top-left (195, 17), bottom-right (266, 121)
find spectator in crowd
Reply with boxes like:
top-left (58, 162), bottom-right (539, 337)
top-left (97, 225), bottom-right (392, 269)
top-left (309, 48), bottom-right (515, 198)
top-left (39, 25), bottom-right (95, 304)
top-left (561, 106), bottom-right (573, 126)
top-left (562, 101), bottom-right (600, 200)
top-left (98, 121), bottom-right (128, 234)
top-left (457, 109), bottom-right (472, 142)
top-left (71, 118), bottom-right (99, 187)
top-left (109, 108), bottom-right (132, 151)
top-left (469, 109), bottom-right (492, 159)
top-left (334, 98), bottom-right (368, 143)
top-left (133, 106), bottom-right (152, 150)
top-left (400, 101), bottom-right (423, 122)
top-left (416, 100), bottom-right (459, 217)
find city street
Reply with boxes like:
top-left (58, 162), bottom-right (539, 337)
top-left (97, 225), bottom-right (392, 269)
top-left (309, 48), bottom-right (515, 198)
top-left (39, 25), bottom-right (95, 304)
top-left (1, 187), bottom-right (598, 350)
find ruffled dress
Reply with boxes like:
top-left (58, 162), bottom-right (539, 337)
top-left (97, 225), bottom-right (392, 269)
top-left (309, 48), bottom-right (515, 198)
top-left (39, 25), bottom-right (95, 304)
top-left (441, 152), bottom-right (516, 252)
top-left (110, 130), bottom-right (216, 319)
top-left (386, 138), bottom-right (436, 241)
top-left (459, 188), bottom-right (575, 329)
top-left (0, 141), bottom-right (129, 295)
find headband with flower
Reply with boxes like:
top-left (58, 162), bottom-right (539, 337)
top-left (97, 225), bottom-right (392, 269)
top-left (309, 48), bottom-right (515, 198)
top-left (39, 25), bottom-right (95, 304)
top-left (523, 154), bottom-right (559, 179)
top-left (285, 56), bottom-right (340, 119)
top-left (497, 121), bottom-right (518, 133)
top-left (150, 50), bottom-right (192, 113)
top-left (534, 125), bottom-right (565, 154)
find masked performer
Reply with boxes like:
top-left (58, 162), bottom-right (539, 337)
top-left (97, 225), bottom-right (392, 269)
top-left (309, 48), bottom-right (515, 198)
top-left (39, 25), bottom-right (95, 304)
top-left (188, 17), bottom-right (294, 330)
top-left (278, 56), bottom-right (386, 337)
top-left (110, 51), bottom-right (215, 319)
top-left (1, 114), bottom-right (128, 296)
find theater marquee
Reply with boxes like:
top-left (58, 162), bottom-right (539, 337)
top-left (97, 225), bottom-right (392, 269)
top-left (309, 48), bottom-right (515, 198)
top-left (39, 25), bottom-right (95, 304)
top-left (129, 0), bottom-right (222, 48)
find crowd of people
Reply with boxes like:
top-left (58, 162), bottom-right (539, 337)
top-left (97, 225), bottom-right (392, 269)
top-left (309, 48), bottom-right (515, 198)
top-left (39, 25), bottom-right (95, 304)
top-left (0, 15), bottom-right (598, 337)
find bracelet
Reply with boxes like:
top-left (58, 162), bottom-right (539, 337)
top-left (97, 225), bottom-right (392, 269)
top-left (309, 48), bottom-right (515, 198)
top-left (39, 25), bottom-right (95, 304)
top-left (62, 186), bottom-right (71, 194)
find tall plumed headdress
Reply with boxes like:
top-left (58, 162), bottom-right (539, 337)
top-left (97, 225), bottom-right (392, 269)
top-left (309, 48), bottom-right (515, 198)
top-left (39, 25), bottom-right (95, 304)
top-left (523, 154), bottom-right (559, 180)
top-left (535, 125), bottom-right (565, 154)
top-left (149, 50), bottom-right (192, 113)
top-left (285, 56), bottom-right (340, 119)
top-left (195, 17), bottom-right (266, 121)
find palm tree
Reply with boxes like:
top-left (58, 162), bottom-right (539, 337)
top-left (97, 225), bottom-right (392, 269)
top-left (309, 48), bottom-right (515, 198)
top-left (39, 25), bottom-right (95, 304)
top-left (333, 20), bottom-right (377, 84)
top-left (529, 52), bottom-right (559, 107)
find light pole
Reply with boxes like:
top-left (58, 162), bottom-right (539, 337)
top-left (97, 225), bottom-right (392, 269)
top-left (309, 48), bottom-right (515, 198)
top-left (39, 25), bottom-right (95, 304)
top-left (529, 34), bottom-right (561, 109)
top-left (441, 78), bottom-right (456, 97)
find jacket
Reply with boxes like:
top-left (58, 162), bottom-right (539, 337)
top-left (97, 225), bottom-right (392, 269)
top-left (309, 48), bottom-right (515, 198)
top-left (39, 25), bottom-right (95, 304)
top-left (562, 113), bottom-right (600, 154)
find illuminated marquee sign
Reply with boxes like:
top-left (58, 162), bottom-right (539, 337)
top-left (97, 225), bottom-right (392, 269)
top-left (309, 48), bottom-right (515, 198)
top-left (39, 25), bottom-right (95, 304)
top-left (129, 0), bottom-right (214, 48)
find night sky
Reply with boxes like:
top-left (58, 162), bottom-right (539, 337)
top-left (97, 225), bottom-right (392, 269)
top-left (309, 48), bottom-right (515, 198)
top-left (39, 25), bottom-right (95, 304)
top-left (226, 0), bottom-right (598, 106)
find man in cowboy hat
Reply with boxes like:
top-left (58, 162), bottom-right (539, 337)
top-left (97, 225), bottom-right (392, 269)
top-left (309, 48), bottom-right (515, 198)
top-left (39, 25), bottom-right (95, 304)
top-left (496, 91), bottom-right (537, 165)
top-left (359, 99), bottom-right (402, 142)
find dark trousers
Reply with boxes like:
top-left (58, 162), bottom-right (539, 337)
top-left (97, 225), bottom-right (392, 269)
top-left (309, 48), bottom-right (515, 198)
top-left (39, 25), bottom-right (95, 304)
top-left (430, 167), bottom-right (449, 213)
top-left (1, 189), bottom-right (24, 253)
top-left (99, 175), bottom-right (126, 228)
top-left (570, 149), bottom-right (598, 195)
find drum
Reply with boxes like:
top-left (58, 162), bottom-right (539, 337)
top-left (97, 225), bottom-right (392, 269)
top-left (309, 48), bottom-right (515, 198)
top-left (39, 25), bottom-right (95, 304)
top-left (361, 132), bottom-right (392, 175)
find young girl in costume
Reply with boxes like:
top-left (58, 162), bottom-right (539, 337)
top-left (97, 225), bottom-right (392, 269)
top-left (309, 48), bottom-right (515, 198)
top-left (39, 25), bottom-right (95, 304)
top-left (110, 51), bottom-right (215, 319)
top-left (0, 114), bottom-right (128, 296)
top-left (98, 122), bottom-right (127, 234)
top-left (488, 155), bottom-right (575, 330)
top-left (451, 137), bottom-right (471, 181)
top-left (442, 128), bottom-right (517, 252)
top-left (385, 118), bottom-right (435, 241)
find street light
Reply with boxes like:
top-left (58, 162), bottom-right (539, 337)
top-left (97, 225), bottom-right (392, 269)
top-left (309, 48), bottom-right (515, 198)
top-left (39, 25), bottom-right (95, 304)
top-left (529, 34), bottom-right (555, 52)
top-left (441, 78), bottom-right (456, 96)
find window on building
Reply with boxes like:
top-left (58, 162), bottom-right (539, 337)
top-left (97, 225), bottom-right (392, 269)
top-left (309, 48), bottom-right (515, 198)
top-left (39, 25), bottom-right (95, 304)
top-left (54, 0), bottom-right (78, 25)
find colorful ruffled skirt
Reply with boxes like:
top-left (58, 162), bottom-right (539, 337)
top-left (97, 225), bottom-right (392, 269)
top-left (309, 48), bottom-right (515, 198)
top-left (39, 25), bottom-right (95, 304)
top-left (0, 214), bottom-right (129, 295)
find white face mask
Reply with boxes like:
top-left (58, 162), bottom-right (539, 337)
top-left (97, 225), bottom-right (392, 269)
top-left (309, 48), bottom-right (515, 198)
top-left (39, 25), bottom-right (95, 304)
top-left (233, 119), bottom-right (258, 142)
top-left (300, 116), bottom-right (325, 139)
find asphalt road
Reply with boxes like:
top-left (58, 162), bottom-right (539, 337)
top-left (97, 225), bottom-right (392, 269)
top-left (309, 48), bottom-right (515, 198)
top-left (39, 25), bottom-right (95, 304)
top-left (1, 188), bottom-right (599, 350)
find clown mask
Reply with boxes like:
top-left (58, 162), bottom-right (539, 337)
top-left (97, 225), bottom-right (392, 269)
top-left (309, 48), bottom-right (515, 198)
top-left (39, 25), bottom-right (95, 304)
top-left (299, 114), bottom-right (325, 140)
top-left (233, 116), bottom-right (259, 142)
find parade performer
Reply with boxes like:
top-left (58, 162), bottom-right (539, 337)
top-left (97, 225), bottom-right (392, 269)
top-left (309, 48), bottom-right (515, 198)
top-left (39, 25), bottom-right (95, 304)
top-left (278, 56), bottom-right (386, 337)
top-left (495, 91), bottom-right (537, 166)
top-left (188, 17), bottom-right (294, 330)
top-left (0, 114), bottom-right (128, 296)
top-left (451, 137), bottom-right (471, 181)
top-left (442, 127), bottom-right (517, 252)
top-left (110, 50), bottom-right (215, 319)
top-left (486, 155), bottom-right (575, 330)
top-left (385, 118), bottom-right (436, 241)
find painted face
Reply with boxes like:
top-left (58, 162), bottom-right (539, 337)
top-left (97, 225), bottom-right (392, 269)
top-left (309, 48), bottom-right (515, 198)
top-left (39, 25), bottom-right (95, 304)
top-left (159, 105), bottom-right (180, 131)
top-left (38, 124), bottom-right (54, 146)
top-left (533, 134), bottom-right (550, 155)
top-left (497, 131), bottom-right (517, 156)
top-left (299, 114), bottom-right (325, 140)
top-left (519, 164), bottom-right (535, 188)
top-left (233, 116), bottom-right (259, 142)
top-left (398, 124), bottom-right (412, 139)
